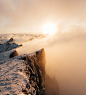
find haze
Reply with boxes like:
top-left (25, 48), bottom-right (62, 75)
top-left (0, 0), bottom-right (86, 34)
top-left (0, 0), bottom-right (86, 95)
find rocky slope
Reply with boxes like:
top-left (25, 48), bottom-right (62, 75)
top-left (0, 38), bottom-right (59, 95)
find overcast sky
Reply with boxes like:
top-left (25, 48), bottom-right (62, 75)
top-left (0, 0), bottom-right (86, 34)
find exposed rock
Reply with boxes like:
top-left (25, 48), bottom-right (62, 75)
top-left (0, 49), bottom-right (45, 95)
top-left (0, 38), bottom-right (46, 95)
top-left (0, 38), bottom-right (22, 53)
top-left (0, 38), bottom-right (59, 95)
top-left (0, 50), bottom-right (18, 61)
top-left (9, 50), bottom-right (18, 58)
top-left (21, 49), bottom-right (45, 95)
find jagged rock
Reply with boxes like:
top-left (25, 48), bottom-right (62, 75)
top-left (21, 48), bottom-right (45, 95)
top-left (0, 38), bottom-right (22, 53)
top-left (0, 38), bottom-right (59, 95)
top-left (0, 48), bottom-right (45, 95)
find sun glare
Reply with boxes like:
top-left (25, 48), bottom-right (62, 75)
top-left (42, 23), bottom-right (56, 35)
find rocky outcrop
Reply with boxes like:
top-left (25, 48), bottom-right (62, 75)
top-left (0, 38), bottom-right (22, 53)
top-left (21, 49), bottom-right (45, 95)
top-left (0, 38), bottom-right (46, 95)
top-left (0, 38), bottom-right (59, 95)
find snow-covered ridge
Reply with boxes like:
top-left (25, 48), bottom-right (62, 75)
top-left (0, 38), bottom-right (22, 53)
top-left (0, 38), bottom-right (46, 95)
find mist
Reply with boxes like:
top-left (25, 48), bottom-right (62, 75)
top-left (45, 35), bottom-right (86, 95)
top-left (0, 0), bottom-right (86, 34)
top-left (15, 29), bottom-right (86, 95)
top-left (0, 0), bottom-right (86, 95)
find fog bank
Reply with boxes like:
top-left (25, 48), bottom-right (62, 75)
top-left (16, 30), bottom-right (86, 95)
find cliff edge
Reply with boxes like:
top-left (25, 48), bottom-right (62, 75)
top-left (0, 38), bottom-right (59, 95)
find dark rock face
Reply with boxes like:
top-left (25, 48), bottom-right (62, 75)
top-left (21, 49), bottom-right (45, 95)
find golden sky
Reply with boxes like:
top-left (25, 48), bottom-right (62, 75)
top-left (0, 0), bottom-right (86, 34)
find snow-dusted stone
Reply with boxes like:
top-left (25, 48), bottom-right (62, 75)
top-left (0, 37), bottom-right (59, 95)
top-left (0, 48), bottom-right (46, 95)
top-left (0, 38), bottom-right (22, 53)
top-left (0, 50), bottom-right (18, 61)
top-left (0, 58), bottom-right (27, 95)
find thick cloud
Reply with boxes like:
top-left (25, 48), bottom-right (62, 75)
top-left (15, 30), bottom-right (86, 95)
top-left (0, 0), bottom-right (86, 33)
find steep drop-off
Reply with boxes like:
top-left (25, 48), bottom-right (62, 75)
top-left (0, 38), bottom-right (59, 95)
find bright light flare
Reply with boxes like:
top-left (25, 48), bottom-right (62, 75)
top-left (42, 23), bottom-right (56, 35)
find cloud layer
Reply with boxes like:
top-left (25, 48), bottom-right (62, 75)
top-left (0, 0), bottom-right (86, 33)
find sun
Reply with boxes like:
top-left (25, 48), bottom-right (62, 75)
top-left (42, 23), bottom-right (56, 35)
